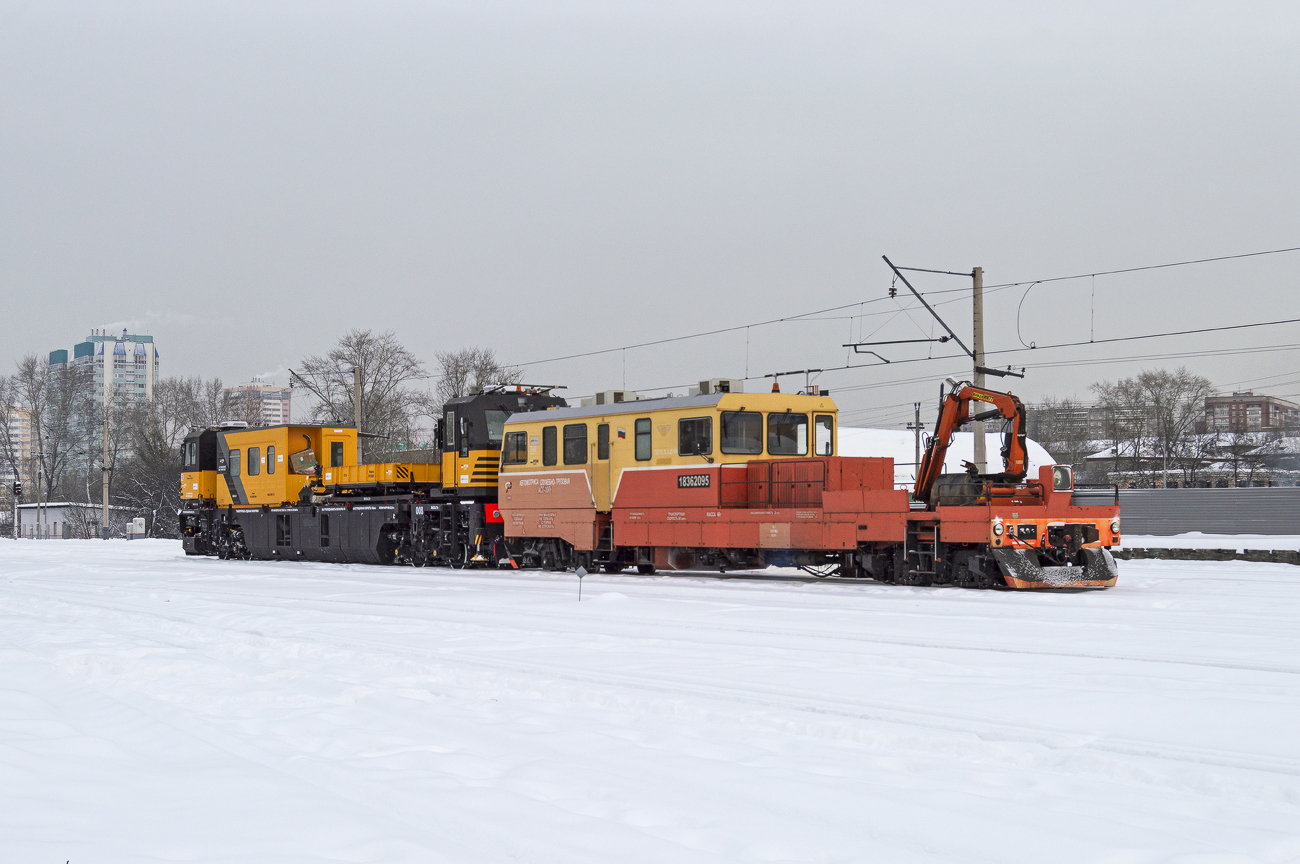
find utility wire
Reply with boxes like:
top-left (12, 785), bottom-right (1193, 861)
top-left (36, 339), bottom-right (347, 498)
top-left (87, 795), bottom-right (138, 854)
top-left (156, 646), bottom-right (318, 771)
top-left (514, 244), bottom-right (1300, 370)
top-left (981, 244), bottom-right (1300, 291)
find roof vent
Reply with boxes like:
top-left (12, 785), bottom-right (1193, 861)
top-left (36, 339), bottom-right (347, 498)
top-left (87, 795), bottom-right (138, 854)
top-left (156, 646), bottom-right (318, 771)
top-left (689, 378), bottom-right (744, 396)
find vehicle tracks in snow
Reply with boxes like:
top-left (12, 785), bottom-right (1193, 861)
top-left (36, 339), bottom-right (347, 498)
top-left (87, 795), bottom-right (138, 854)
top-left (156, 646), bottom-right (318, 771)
top-left (4, 576), bottom-right (1300, 807)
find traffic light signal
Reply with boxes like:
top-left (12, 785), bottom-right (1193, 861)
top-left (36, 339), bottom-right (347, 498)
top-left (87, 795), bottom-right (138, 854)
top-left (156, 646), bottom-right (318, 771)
top-left (12, 482), bottom-right (20, 497)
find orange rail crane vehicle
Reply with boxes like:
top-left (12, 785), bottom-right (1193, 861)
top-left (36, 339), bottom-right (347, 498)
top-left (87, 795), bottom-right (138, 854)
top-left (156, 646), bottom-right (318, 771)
top-left (907, 380), bottom-right (1120, 588)
top-left (496, 380), bottom-right (1120, 589)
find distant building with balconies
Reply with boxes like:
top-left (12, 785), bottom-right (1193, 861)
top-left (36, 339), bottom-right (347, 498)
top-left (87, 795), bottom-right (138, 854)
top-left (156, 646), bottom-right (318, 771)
top-left (1204, 391), bottom-right (1299, 433)
top-left (49, 328), bottom-right (160, 407)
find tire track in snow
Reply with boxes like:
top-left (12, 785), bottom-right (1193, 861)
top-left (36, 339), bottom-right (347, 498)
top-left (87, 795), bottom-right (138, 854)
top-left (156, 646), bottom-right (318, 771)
top-left (6, 581), bottom-right (1300, 801)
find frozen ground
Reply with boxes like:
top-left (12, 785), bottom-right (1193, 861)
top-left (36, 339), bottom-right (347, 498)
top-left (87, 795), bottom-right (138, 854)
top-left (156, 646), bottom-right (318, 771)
top-left (2, 540), bottom-right (1299, 863)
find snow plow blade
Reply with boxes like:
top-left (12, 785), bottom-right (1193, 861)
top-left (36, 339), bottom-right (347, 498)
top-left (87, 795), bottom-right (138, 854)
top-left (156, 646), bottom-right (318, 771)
top-left (990, 547), bottom-right (1118, 589)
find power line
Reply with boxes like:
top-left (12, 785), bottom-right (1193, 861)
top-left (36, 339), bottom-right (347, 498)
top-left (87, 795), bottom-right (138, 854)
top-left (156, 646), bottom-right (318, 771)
top-left (513, 244), bottom-right (1300, 371)
top-left (986, 317), bottom-right (1300, 360)
top-left (981, 244), bottom-right (1300, 291)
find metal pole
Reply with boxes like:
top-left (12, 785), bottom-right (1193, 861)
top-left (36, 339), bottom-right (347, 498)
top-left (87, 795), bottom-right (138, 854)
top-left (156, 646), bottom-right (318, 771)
top-left (102, 397), bottom-right (111, 539)
top-left (353, 365), bottom-right (363, 463)
top-left (972, 266), bottom-right (986, 473)
top-left (914, 402), bottom-right (921, 480)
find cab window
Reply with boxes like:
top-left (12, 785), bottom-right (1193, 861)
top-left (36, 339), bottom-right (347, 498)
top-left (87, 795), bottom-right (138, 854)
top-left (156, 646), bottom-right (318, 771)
top-left (767, 413), bottom-right (808, 455)
top-left (635, 418), bottom-right (652, 461)
top-left (485, 410), bottom-right (509, 450)
top-left (183, 441), bottom-right (197, 470)
top-left (678, 417), bottom-right (712, 456)
top-left (814, 415), bottom-right (833, 456)
top-left (331, 441), bottom-right (344, 467)
top-left (597, 424), bottom-right (609, 460)
top-left (459, 415), bottom-right (469, 458)
top-left (228, 449), bottom-right (241, 477)
top-left (502, 431), bottom-right (528, 465)
top-left (267, 445), bottom-right (276, 474)
top-left (563, 424), bottom-right (587, 465)
top-left (542, 426), bottom-right (557, 466)
top-left (720, 411), bottom-right (762, 454)
top-left (247, 446), bottom-right (261, 475)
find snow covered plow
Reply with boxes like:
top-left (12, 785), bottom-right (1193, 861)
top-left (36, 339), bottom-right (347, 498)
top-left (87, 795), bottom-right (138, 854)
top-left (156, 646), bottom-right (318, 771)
top-left (990, 547), bottom-right (1120, 589)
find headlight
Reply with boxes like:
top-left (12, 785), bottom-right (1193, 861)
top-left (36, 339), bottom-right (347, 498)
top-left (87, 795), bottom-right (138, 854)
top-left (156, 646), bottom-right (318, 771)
top-left (993, 521), bottom-right (1004, 536)
top-left (1110, 520), bottom-right (1120, 534)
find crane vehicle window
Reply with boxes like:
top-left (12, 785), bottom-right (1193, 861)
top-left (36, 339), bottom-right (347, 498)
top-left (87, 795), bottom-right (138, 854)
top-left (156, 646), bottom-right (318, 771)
top-left (485, 410), bottom-right (509, 450)
top-left (445, 411), bottom-right (455, 453)
top-left (459, 416), bottom-right (469, 458)
top-left (247, 446), bottom-right (261, 475)
top-left (266, 446), bottom-right (276, 474)
top-left (331, 441), bottom-right (344, 467)
top-left (563, 424), bottom-right (588, 465)
top-left (814, 415), bottom-right (833, 456)
top-left (542, 426), bottom-right (557, 466)
top-left (502, 431), bottom-right (528, 465)
top-left (720, 411), bottom-right (762, 454)
top-left (678, 417), bottom-right (712, 456)
top-left (635, 418), bottom-right (652, 461)
top-left (228, 449), bottom-right (241, 477)
top-left (597, 424), bottom-right (609, 460)
top-left (768, 413), bottom-right (808, 455)
top-left (183, 441), bottom-right (197, 470)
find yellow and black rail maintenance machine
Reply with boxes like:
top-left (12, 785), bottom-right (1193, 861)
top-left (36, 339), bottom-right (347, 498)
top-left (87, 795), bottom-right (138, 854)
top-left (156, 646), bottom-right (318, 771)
top-left (178, 386), bottom-right (565, 565)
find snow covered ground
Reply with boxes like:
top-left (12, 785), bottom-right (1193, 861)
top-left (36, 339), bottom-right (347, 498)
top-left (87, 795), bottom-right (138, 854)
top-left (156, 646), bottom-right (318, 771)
top-left (2, 540), bottom-right (1299, 863)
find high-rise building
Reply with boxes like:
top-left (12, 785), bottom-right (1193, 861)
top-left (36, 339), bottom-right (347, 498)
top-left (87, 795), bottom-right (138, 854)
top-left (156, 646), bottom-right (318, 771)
top-left (224, 378), bottom-right (292, 426)
top-left (1, 407), bottom-right (37, 495)
top-left (49, 328), bottom-right (160, 407)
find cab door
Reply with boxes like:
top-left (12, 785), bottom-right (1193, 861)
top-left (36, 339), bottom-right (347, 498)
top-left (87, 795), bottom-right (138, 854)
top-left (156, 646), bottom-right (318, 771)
top-left (591, 422), bottom-right (611, 512)
top-left (322, 434), bottom-right (348, 483)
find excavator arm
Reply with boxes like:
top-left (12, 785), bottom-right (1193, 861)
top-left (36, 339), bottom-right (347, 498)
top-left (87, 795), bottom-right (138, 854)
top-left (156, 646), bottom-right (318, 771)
top-left (913, 384), bottom-right (1028, 503)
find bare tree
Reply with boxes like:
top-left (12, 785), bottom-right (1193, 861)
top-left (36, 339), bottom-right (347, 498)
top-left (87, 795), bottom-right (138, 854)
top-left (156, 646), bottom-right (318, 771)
top-left (9, 355), bottom-right (93, 499)
top-left (1025, 396), bottom-right (1094, 477)
top-left (113, 375), bottom-right (231, 536)
top-left (1093, 367), bottom-right (1213, 487)
top-left (292, 330), bottom-right (428, 459)
top-left (434, 347), bottom-right (522, 405)
top-left (0, 376), bottom-right (25, 492)
top-left (1091, 379), bottom-right (1152, 486)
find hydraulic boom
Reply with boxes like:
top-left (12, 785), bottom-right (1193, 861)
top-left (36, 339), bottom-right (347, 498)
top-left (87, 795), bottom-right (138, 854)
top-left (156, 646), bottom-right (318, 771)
top-left (914, 383), bottom-right (1028, 504)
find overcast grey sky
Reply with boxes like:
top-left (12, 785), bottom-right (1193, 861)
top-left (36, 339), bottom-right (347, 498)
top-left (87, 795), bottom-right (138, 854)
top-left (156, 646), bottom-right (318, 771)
top-left (3, 0), bottom-right (1298, 428)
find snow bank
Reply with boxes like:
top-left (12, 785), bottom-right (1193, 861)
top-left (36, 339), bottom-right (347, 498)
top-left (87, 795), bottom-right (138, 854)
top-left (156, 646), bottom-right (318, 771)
top-left (2, 539), bottom-right (1298, 862)
top-left (1120, 532), bottom-right (1300, 550)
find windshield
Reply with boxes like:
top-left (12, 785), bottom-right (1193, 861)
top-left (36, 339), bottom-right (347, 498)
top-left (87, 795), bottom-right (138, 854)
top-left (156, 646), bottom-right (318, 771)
top-left (485, 410), bottom-right (509, 449)
top-left (767, 413), bottom-right (808, 456)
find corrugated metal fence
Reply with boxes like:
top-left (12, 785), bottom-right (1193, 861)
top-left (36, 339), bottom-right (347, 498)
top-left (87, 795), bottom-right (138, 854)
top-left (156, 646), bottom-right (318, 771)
top-left (1119, 488), bottom-right (1300, 535)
